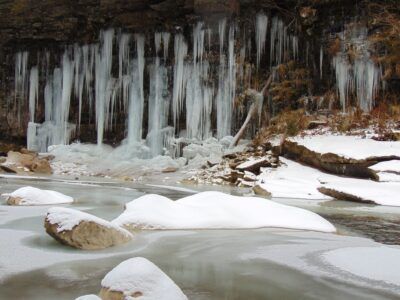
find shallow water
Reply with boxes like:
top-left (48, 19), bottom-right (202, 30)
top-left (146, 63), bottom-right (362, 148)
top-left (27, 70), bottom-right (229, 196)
top-left (0, 175), bottom-right (400, 299)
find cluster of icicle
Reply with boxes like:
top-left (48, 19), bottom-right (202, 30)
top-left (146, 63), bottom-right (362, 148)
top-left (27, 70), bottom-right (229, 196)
top-left (14, 12), bottom-right (299, 156)
top-left (332, 25), bottom-right (381, 112)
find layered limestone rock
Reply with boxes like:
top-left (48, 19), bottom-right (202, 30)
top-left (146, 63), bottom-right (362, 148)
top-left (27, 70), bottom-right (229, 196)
top-left (281, 140), bottom-right (383, 180)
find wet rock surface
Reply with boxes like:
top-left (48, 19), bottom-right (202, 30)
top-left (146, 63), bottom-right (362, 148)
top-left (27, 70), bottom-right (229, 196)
top-left (325, 214), bottom-right (400, 246)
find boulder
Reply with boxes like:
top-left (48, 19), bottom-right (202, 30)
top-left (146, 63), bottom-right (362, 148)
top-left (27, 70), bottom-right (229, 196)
top-left (3, 186), bottom-right (74, 206)
top-left (162, 167), bottom-right (178, 173)
top-left (45, 207), bottom-right (133, 250)
top-left (4, 151), bottom-right (52, 174)
top-left (253, 185), bottom-right (272, 199)
top-left (99, 257), bottom-right (188, 300)
top-left (318, 187), bottom-right (375, 205)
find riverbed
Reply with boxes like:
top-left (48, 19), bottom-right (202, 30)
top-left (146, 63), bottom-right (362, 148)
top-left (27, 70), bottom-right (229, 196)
top-left (0, 175), bottom-right (399, 299)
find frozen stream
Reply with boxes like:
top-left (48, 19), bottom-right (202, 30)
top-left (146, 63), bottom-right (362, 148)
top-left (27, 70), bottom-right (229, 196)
top-left (0, 176), bottom-right (400, 299)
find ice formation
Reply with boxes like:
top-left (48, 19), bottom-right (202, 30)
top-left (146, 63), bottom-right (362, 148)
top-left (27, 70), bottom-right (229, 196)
top-left (332, 25), bottom-right (381, 112)
top-left (15, 14), bottom-right (300, 157)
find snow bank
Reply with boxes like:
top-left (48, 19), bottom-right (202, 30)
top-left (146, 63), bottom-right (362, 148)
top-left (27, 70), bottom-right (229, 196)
top-left (256, 158), bottom-right (334, 199)
top-left (46, 207), bottom-right (131, 235)
top-left (370, 160), bottom-right (400, 173)
top-left (2, 186), bottom-right (73, 206)
top-left (101, 257), bottom-right (187, 300)
top-left (113, 191), bottom-right (336, 233)
top-left (319, 178), bottom-right (400, 207)
top-left (322, 246), bottom-right (400, 286)
top-left (370, 160), bottom-right (400, 182)
top-left (290, 135), bottom-right (400, 160)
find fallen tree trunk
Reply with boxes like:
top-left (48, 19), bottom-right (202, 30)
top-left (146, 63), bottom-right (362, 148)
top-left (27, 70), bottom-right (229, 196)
top-left (230, 76), bottom-right (272, 148)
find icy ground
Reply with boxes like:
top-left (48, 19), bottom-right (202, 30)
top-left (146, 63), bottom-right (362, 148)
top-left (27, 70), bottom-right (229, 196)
top-left (1, 177), bottom-right (400, 299)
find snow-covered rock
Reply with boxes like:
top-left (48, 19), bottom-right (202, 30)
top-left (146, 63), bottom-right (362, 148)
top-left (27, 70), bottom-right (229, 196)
top-left (100, 257), bottom-right (187, 300)
top-left (75, 295), bottom-right (101, 300)
top-left (45, 207), bottom-right (133, 250)
top-left (2, 186), bottom-right (73, 206)
top-left (290, 135), bottom-right (400, 160)
top-left (318, 178), bottom-right (400, 207)
top-left (112, 191), bottom-right (336, 233)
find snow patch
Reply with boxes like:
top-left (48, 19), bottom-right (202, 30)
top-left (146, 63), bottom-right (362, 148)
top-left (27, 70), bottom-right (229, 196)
top-left (113, 191), bottom-right (336, 232)
top-left (256, 158), bottom-right (334, 199)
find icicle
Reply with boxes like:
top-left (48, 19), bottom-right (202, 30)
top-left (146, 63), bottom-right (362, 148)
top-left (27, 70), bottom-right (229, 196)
top-left (60, 51), bottom-right (75, 143)
top-left (217, 24), bottom-right (235, 139)
top-left (162, 32), bottom-right (170, 61)
top-left (270, 17), bottom-right (287, 66)
top-left (172, 34), bottom-right (188, 128)
top-left (193, 22), bottom-right (205, 64)
top-left (218, 18), bottom-right (227, 55)
top-left (14, 51), bottom-right (29, 123)
top-left (255, 12), bottom-right (268, 69)
top-left (155, 32), bottom-right (162, 55)
top-left (147, 62), bottom-right (169, 156)
top-left (28, 67), bottom-right (39, 122)
top-left (118, 33), bottom-right (131, 109)
top-left (320, 46), bottom-right (323, 79)
top-left (333, 54), bottom-right (351, 112)
top-left (126, 35), bottom-right (145, 144)
top-left (354, 57), bottom-right (380, 112)
top-left (95, 29), bottom-right (114, 145)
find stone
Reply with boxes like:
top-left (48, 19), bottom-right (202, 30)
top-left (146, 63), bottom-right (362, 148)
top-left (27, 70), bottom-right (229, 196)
top-left (6, 196), bottom-right (24, 205)
top-left (253, 185), bottom-right (272, 199)
top-left (236, 157), bottom-right (271, 174)
top-left (162, 167), bottom-right (178, 173)
top-left (45, 207), bottom-right (133, 250)
top-left (5, 151), bottom-right (52, 174)
top-left (318, 187), bottom-right (376, 205)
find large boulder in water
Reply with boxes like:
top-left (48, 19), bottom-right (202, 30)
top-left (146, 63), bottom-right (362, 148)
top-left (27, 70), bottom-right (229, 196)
top-left (99, 257), bottom-right (187, 300)
top-left (45, 207), bottom-right (133, 250)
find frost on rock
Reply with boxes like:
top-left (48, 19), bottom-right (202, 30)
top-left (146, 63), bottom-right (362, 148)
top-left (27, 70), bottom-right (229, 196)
top-left (112, 191), bottom-right (336, 233)
top-left (2, 186), bottom-right (73, 206)
top-left (100, 257), bottom-right (187, 300)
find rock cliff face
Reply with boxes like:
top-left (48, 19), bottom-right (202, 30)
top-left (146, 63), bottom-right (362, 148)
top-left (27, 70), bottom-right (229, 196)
top-left (0, 0), bottom-right (360, 145)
